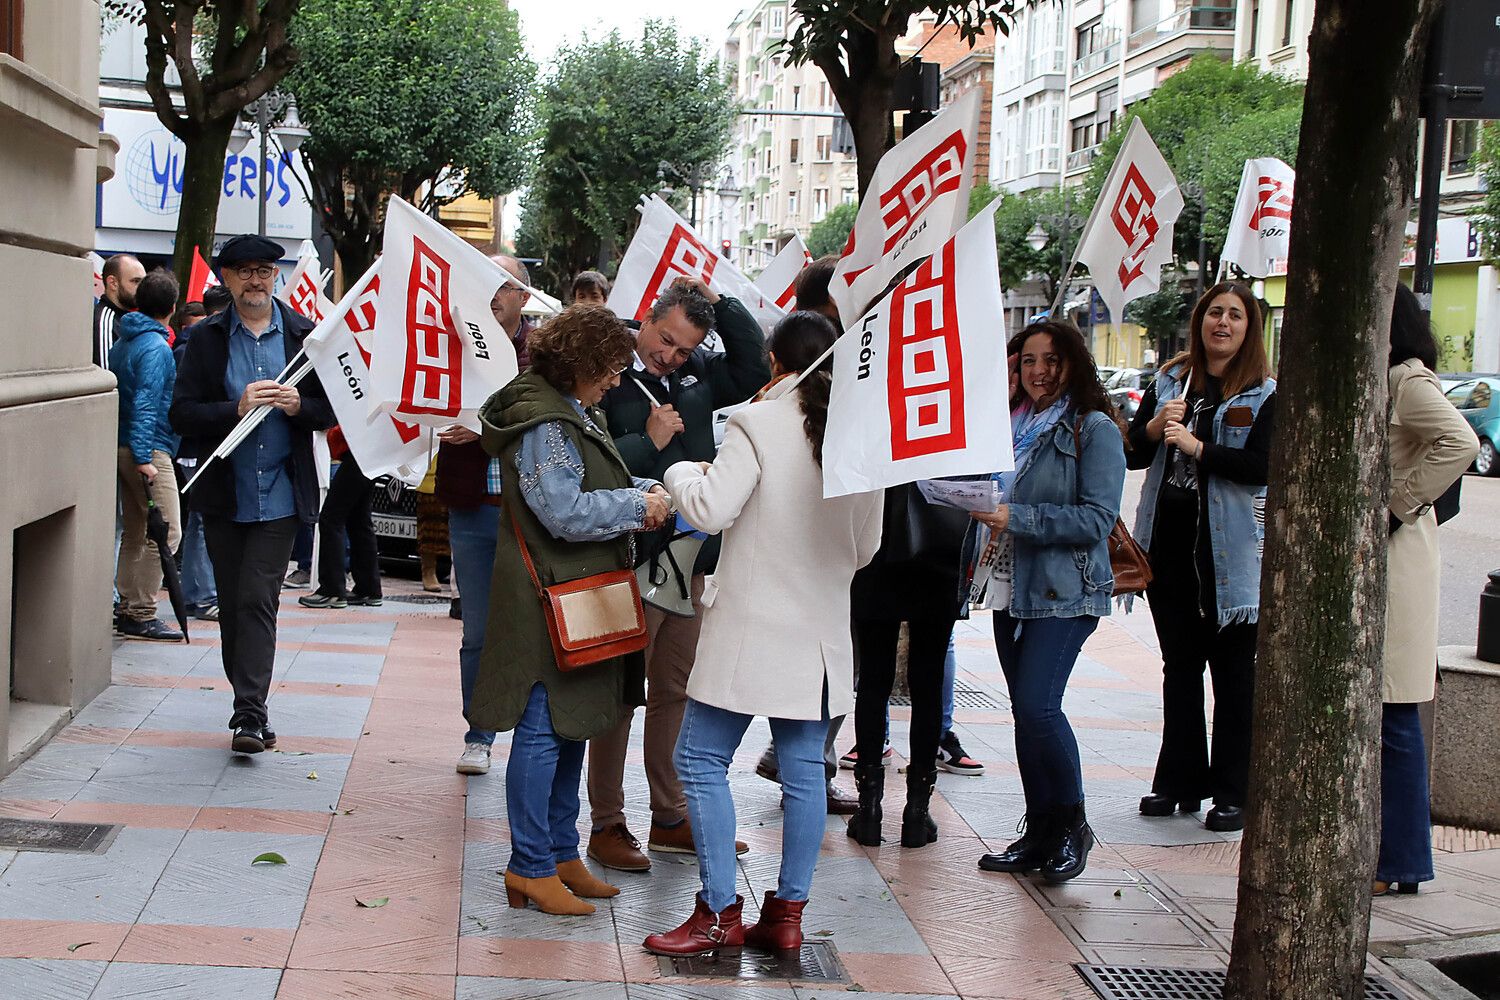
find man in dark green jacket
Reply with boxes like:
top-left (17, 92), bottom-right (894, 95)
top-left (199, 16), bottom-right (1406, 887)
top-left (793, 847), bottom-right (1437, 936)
top-left (585, 276), bottom-right (770, 872)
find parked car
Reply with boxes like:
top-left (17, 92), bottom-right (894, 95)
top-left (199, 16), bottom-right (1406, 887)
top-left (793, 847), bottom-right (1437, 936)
top-left (1105, 367), bottom-right (1156, 421)
top-left (370, 474), bottom-right (426, 569)
top-left (1444, 377), bottom-right (1500, 476)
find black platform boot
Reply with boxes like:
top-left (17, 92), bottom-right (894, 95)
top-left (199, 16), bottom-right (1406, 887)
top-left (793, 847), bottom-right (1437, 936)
top-left (978, 810), bottom-right (1057, 873)
top-left (900, 766), bottom-right (939, 848)
top-left (1041, 802), bottom-right (1094, 883)
top-left (846, 762), bottom-right (884, 846)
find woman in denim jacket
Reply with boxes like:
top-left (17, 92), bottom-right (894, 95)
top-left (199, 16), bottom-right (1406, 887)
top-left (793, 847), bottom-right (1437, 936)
top-left (971, 321), bottom-right (1126, 884)
top-left (1127, 282), bottom-right (1276, 834)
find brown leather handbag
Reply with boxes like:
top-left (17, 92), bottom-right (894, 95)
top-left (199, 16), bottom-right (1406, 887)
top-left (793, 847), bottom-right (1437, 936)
top-left (1073, 418), bottom-right (1153, 597)
top-left (509, 503), bottom-right (649, 671)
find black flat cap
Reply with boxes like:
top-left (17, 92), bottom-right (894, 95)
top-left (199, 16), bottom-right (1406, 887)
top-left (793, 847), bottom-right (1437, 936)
top-left (216, 234), bottom-right (284, 268)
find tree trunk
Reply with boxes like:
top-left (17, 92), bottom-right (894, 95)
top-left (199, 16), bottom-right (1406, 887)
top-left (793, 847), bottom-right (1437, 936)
top-left (171, 116), bottom-right (235, 288)
top-left (1224, 2), bottom-right (1440, 997)
top-left (334, 229), bottom-right (377, 289)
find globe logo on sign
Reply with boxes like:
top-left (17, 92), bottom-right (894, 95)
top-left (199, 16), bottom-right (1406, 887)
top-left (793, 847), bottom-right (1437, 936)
top-left (123, 129), bottom-right (184, 216)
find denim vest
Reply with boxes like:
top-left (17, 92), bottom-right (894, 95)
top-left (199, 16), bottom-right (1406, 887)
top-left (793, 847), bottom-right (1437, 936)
top-left (1133, 365), bottom-right (1276, 627)
top-left (975, 408), bottom-right (1126, 620)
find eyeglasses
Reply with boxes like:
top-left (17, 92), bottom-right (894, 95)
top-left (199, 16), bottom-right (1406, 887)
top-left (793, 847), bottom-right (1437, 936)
top-left (231, 265), bottom-right (276, 280)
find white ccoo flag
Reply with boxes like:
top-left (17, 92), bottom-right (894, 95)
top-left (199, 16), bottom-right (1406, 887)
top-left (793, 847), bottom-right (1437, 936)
top-left (303, 261), bottom-right (431, 484)
top-left (829, 87), bottom-right (981, 326)
top-left (1073, 118), bottom-right (1184, 324)
top-left (755, 234), bottom-right (813, 311)
top-left (610, 195), bottom-right (784, 332)
top-left (822, 201), bottom-right (1012, 499)
top-left (366, 196), bottom-right (521, 432)
top-left (1221, 157), bottom-right (1295, 278)
top-left (279, 239), bottom-right (335, 324)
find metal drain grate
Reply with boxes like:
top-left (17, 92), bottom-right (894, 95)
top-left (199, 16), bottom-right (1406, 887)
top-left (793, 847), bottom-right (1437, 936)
top-left (1077, 966), bottom-right (1407, 1000)
top-left (0, 818), bottom-right (121, 855)
top-left (890, 682), bottom-right (999, 710)
top-left (383, 594), bottom-right (453, 605)
top-left (658, 942), bottom-right (848, 983)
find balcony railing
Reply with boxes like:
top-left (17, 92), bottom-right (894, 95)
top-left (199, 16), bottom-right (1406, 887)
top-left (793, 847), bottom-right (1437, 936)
top-left (1066, 144), bottom-right (1100, 173)
top-left (1071, 41), bottom-right (1120, 78)
top-left (1127, 5), bottom-right (1235, 53)
top-left (1024, 49), bottom-right (1066, 80)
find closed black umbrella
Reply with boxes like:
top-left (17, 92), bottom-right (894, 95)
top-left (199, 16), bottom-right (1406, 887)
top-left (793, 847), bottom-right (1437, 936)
top-left (141, 475), bottom-right (189, 643)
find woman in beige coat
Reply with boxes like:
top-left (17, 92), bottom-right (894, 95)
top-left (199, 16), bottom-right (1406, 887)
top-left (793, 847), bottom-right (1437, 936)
top-left (1379, 285), bottom-right (1479, 896)
top-left (643, 312), bottom-right (883, 958)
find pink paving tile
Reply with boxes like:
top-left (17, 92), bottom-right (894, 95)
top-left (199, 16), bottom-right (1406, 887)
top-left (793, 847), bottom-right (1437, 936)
top-left (276, 970), bottom-right (457, 999)
top-left (948, 957), bottom-right (1098, 999)
top-left (192, 807), bottom-right (335, 836)
top-left (457, 937), bottom-right (625, 981)
top-left (115, 924), bottom-right (294, 968)
top-left (289, 908), bottom-right (457, 975)
top-left (840, 951), bottom-right (953, 994)
top-left (50, 725), bottom-right (131, 746)
top-left (52, 801), bottom-right (200, 829)
top-left (0, 920), bottom-right (130, 961)
top-left (296, 642), bottom-right (391, 656)
top-left (0, 799), bottom-right (65, 819)
top-left (270, 679), bottom-right (378, 698)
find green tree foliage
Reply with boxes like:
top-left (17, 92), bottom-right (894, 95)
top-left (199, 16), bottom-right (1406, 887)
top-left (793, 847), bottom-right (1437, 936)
top-left (968, 182), bottom-right (1075, 306)
top-left (782, 2), bottom-right (1017, 196)
top-left (104, 0), bottom-right (301, 286)
top-left (806, 201), bottom-right (859, 258)
top-left (1084, 55), bottom-right (1303, 268)
top-left (287, 0), bottom-right (534, 281)
top-left (516, 23), bottom-right (736, 292)
top-left (1475, 123), bottom-right (1500, 259)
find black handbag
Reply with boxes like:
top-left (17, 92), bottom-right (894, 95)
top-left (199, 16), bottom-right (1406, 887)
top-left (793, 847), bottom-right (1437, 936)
top-left (877, 483), bottom-right (971, 569)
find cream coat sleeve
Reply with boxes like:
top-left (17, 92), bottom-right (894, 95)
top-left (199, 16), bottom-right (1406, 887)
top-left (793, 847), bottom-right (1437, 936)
top-left (855, 488), bottom-right (885, 569)
top-left (663, 413), bottom-right (763, 534)
top-left (1389, 368), bottom-right (1479, 523)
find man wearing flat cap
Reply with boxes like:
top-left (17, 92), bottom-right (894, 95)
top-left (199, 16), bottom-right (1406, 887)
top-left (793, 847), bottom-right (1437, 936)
top-left (170, 236), bottom-right (335, 755)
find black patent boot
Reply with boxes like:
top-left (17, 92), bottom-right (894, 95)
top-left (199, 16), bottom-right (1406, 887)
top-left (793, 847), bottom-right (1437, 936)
top-left (1041, 803), bottom-right (1094, 883)
top-left (900, 766), bottom-right (939, 848)
top-left (845, 762), bottom-right (884, 846)
top-left (978, 810), bottom-right (1056, 873)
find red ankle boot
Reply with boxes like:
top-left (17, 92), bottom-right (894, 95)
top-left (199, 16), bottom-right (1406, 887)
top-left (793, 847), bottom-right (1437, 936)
top-left (744, 890), bottom-right (807, 951)
top-left (642, 893), bottom-right (744, 956)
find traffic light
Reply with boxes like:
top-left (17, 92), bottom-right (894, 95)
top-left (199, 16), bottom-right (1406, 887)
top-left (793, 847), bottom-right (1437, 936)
top-left (720, 239), bottom-right (732, 258)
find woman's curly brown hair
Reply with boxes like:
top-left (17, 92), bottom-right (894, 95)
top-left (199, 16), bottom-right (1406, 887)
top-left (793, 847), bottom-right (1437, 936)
top-left (526, 305), bottom-right (635, 393)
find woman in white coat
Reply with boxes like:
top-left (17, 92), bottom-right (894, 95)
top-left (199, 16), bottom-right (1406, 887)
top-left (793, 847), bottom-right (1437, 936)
top-left (643, 312), bottom-right (884, 958)
top-left (1378, 285), bottom-right (1478, 896)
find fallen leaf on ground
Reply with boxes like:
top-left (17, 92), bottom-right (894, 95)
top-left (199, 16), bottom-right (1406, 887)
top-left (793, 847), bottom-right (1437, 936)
top-left (66, 942), bottom-right (95, 953)
top-left (355, 896), bottom-right (389, 908)
top-left (306, 771), bottom-right (318, 780)
top-left (812, 929), bottom-right (833, 937)
top-left (251, 852), bottom-right (288, 865)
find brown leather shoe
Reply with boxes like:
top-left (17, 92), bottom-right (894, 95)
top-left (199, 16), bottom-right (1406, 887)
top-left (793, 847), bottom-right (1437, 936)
top-left (587, 823), bottom-right (651, 872)
top-left (557, 858), bottom-right (619, 898)
top-left (648, 819), bottom-right (748, 856)
top-left (643, 893), bottom-right (744, 956)
top-left (825, 781), bottom-right (859, 816)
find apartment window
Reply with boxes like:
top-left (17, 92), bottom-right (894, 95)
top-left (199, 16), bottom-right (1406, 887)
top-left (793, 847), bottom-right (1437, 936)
top-left (770, 6), bottom-right (784, 34)
top-left (1248, 0), bottom-right (1261, 56)
top-left (841, 186), bottom-right (856, 205)
top-left (1129, 0), bottom-right (1158, 34)
top-left (789, 138), bottom-right (801, 164)
top-left (818, 81), bottom-right (830, 107)
top-left (1449, 120), bottom-right (1478, 175)
top-left (815, 134), bottom-right (832, 160)
top-left (792, 85), bottom-right (801, 110)
top-left (1071, 118), bottom-right (1094, 153)
top-left (1280, 0), bottom-right (1294, 47)
top-left (788, 191), bottom-right (799, 216)
top-left (1, 0), bottom-right (20, 58)
top-left (813, 187), bottom-right (830, 221)
top-left (763, 148), bottom-right (772, 172)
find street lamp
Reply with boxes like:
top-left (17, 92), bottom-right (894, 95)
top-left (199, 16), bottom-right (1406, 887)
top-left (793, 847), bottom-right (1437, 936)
top-left (657, 159), bottom-right (719, 228)
top-left (1026, 189), bottom-right (1084, 313)
top-left (1025, 222), bottom-right (1048, 252)
top-left (233, 92), bottom-right (309, 237)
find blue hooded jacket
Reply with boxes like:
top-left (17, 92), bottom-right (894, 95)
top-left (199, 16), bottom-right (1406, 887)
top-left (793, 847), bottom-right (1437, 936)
top-left (110, 311), bottom-right (180, 464)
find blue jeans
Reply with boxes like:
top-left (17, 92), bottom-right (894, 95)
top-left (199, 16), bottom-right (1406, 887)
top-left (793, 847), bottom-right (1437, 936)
top-left (942, 631), bottom-right (957, 735)
top-left (180, 510), bottom-right (217, 607)
top-left (449, 505), bottom-right (499, 746)
top-left (506, 683), bottom-right (586, 878)
top-left (993, 612), bottom-right (1098, 809)
top-left (678, 698), bottom-right (828, 912)
top-left (1378, 702), bottom-right (1434, 885)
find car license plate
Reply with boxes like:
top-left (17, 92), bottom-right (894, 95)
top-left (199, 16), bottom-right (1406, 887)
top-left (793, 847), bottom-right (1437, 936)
top-left (373, 515), bottom-right (416, 540)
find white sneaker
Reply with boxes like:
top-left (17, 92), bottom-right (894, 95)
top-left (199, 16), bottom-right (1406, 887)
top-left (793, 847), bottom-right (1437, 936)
top-left (456, 742), bottom-right (491, 775)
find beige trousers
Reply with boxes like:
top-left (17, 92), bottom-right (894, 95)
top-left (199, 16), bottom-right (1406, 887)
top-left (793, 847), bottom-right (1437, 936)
top-left (588, 573), bottom-right (705, 829)
top-left (116, 448), bottom-right (182, 621)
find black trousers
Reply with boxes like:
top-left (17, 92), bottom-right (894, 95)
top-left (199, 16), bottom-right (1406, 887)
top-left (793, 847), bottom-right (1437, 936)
top-left (853, 617), bottom-right (954, 776)
top-left (1145, 518), bottom-right (1257, 807)
top-left (204, 515), bottom-right (299, 730)
top-left (315, 456), bottom-right (381, 599)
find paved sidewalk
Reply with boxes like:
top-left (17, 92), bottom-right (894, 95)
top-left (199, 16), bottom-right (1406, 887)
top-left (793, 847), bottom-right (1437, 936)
top-left (0, 583), bottom-right (1495, 999)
